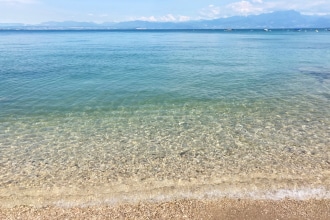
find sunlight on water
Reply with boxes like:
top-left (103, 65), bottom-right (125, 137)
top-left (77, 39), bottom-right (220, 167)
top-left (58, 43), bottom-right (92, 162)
top-left (0, 30), bottom-right (329, 207)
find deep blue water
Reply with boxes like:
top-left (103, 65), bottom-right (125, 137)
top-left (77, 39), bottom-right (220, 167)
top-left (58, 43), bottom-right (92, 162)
top-left (1, 30), bottom-right (329, 117)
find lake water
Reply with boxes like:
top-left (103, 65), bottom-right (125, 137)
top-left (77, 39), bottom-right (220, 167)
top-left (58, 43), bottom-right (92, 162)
top-left (0, 30), bottom-right (329, 207)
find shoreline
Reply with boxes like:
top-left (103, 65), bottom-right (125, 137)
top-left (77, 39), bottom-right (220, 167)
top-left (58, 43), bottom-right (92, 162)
top-left (1, 186), bottom-right (330, 219)
top-left (1, 183), bottom-right (329, 207)
top-left (1, 198), bottom-right (329, 219)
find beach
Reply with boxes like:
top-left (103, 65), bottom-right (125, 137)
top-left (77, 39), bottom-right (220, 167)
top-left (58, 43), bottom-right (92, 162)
top-left (1, 182), bottom-right (329, 219)
top-left (1, 198), bottom-right (330, 219)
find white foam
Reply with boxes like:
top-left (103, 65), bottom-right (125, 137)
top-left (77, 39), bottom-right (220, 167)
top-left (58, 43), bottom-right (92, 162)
top-left (259, 188), bottom-right (330, 200)
top-left (203, 188), bottom-right (330, 200)
top-left (52, 187), bottom-right (330, 208)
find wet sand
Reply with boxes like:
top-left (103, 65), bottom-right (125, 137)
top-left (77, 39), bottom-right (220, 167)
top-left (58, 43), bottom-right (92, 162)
top-left (1, 198), bottom-right (329, 220)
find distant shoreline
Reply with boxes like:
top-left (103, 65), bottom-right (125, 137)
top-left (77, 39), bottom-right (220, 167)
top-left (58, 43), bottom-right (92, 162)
top-left (0, 28), bottom-right (329, 31)
top-left (1, 10), bottom-right (330, 31)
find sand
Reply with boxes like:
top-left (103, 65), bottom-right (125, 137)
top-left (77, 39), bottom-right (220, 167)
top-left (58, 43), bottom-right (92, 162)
top-left (1, 198), bottom-right (329, 220)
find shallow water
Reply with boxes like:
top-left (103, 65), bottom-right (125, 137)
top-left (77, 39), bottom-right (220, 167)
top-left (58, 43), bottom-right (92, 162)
top-left (0, 30), bottom-right (329, 207)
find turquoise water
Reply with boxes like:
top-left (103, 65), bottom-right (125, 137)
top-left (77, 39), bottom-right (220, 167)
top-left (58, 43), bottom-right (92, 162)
top-left (0, 30), bottom-right (329, 206)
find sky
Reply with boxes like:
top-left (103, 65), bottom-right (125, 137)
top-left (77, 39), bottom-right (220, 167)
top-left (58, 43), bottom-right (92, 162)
top-left (1, 0), bottom-right (330, 24)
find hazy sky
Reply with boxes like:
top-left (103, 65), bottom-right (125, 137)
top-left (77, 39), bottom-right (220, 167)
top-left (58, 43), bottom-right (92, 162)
top-left (1, 0), bottom-right (330, 24)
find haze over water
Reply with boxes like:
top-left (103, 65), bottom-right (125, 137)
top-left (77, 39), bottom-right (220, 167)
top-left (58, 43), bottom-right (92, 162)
top-left (0, 30), bottom-right (329, 206)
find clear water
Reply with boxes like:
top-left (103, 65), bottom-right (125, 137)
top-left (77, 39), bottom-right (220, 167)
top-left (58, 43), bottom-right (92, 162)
top-left (0, 30), bottom-right (329, 207)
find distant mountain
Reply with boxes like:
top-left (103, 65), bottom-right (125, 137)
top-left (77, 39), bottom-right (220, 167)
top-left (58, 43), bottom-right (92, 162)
top-left (1, 10), bottom-right (330, 30)
top-left (199, 10), bottom-right (330, 29)
top-left (40, 21), bottom-right (98, 27)
top-left (0, 23), bottom-right (25, 27)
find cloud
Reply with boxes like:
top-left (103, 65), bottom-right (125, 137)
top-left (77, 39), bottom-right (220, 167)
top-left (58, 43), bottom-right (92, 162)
top-left (199, 5), bottom-right (221, 19)
top-left (226, 1), bottom-right (264, 16)
top-left (255, 0), bottom-right (330, 15)
top-left (198, 0), bottom-right (329, 18)
top-left (160, 14), bottom-right (176, 22)
top-left (196, 0), bottom-right (330, 19)
top-left (177, 15), bottom-right (190, 22)
top-left (138, 14), bottom-right (191, 22)
top-left (199, 1), bottom-right (264, 19)
top-left (139, 16), bottom-right (157, 22)
top-left (88, 13), bottom-right (109, 18)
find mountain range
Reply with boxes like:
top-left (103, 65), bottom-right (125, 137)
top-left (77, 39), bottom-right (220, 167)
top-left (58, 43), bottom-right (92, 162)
top-left (1, 10), bottom-right (330, 30)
